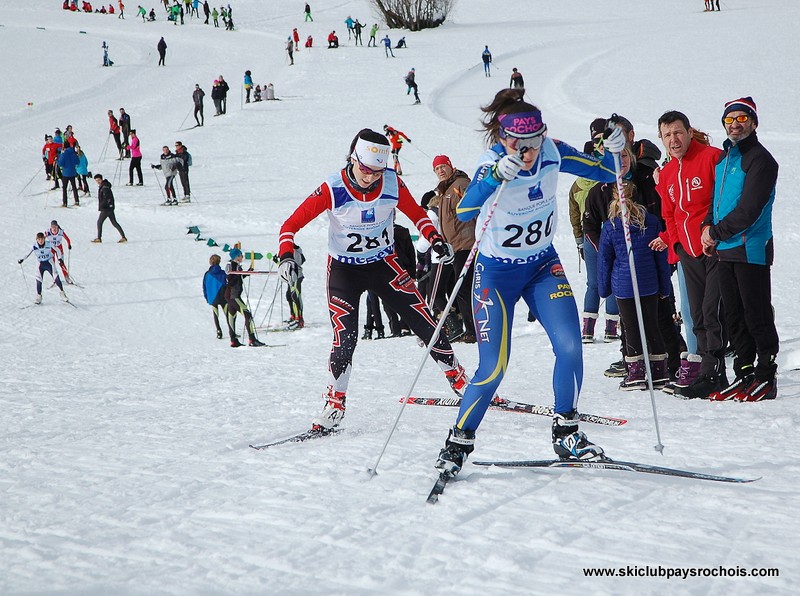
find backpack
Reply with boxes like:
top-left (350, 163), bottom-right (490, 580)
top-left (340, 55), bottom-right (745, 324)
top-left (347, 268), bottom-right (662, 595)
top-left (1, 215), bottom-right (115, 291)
top-left (186, 151), bottom-right (193, 167)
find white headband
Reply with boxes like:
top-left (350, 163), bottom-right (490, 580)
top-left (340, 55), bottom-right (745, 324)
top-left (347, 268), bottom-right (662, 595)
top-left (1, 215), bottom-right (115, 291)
top-left (352, 138), bottom-right (391, 169)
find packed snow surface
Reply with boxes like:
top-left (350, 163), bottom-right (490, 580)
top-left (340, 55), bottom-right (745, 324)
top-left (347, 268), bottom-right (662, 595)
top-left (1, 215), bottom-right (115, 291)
top-left (2, 0), bottom-right (798, 593)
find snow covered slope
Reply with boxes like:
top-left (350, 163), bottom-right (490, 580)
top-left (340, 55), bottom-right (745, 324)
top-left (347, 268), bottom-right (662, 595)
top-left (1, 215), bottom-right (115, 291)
top-left (1, 0), bottom-right (798, 593)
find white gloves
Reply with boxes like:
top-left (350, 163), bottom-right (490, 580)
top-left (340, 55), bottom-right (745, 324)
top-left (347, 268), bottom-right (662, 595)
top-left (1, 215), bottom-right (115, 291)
top-left (604, 125), bottom-right (627, 153)
top-left (279, 258), bottom-right (298, 285)
top-left (492, 154), bottom-right (524, 181)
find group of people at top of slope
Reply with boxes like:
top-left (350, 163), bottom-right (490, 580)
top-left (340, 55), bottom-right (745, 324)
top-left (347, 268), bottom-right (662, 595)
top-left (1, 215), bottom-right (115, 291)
top-left (62, 1), bottom-right (120, 15)
top-left (272, 84), bottom-right (779, 479)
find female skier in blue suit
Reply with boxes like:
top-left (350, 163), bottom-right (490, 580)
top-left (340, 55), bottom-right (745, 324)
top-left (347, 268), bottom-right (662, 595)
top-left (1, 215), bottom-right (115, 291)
top-left (435, 88), bottom-right (627, 475)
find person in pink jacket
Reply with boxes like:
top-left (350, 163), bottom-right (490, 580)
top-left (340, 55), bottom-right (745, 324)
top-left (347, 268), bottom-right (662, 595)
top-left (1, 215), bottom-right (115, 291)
top-left (127, 129), bottom-right (143, 186)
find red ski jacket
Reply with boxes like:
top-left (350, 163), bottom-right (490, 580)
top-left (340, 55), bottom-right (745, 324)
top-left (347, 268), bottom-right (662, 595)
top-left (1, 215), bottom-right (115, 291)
top-left (656, 139), bottom-right (722, 258)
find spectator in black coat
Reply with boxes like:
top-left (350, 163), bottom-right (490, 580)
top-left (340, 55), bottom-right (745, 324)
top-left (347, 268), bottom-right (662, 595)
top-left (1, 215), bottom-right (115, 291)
top-left (157, 37), bottom-right (167, 66)
top-left (211, 80), bottom-right (223, 115)
top-left (218, 75), bottom-right (230, 114)
top-left (192, 84), bottom-right (205, 126)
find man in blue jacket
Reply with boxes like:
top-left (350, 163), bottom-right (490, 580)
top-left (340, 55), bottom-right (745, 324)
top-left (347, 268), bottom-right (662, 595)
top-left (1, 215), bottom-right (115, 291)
top-left (203, 254), bottom-right (231, 339)
top-left (57, 144), bottom-right (80, 207)
top-left (701, 97), bottom-right (779, 402)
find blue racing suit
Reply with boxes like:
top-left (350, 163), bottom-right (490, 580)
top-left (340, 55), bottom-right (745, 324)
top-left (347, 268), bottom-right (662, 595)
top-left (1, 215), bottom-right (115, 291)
top-left (453, 138), bottom-right (617, 431)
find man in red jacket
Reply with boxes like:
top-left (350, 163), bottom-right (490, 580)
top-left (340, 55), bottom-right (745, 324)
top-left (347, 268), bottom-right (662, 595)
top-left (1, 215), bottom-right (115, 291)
top-left (43, 135), bottom-right (61, 188)
top-left (108, 110), bottom-right (123, 159)
top-left (654, 110), bottom-right (725, 399)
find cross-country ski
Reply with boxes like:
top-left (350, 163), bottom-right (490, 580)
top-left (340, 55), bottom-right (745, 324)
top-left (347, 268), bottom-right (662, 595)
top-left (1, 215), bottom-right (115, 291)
top-left (472, 458), bottom-right (760, 484)
top-left (401, 396), bottom-right (627, 426)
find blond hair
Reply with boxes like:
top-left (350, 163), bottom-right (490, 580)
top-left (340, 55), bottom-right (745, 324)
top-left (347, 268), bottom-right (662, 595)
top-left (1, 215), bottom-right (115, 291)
top-left (607, 181), bottom-right (647, 229)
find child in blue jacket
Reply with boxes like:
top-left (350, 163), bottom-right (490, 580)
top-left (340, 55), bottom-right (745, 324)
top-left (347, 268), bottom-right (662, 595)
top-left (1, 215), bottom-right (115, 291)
top-left (598, 180), bottom-right (671, 390)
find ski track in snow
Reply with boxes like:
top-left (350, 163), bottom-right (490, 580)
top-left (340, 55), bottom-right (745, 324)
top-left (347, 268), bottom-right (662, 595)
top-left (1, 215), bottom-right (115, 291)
top-left (2, 0), bottom-right (799, 593)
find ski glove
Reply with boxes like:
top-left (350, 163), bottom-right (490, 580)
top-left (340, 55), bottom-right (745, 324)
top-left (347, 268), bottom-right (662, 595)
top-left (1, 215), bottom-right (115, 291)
top-left (603, 125), bottom-right (627, 153)
top-left (279, 257), bottom-right (298, 285)
top-left (492, 154), bottom-right (524, 182)
top-left (430, 234), bottom-right (455, 265)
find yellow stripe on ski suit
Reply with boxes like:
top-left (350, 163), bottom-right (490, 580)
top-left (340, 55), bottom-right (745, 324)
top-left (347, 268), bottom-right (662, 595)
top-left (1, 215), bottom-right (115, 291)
top-left (457, 288), bottom-right (509, 429)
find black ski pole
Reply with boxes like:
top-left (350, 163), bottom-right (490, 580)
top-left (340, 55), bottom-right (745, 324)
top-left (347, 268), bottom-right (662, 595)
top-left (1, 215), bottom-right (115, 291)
top-left (18, 163), bottom-right (45, 196)
top-left (151, 166), bottom-right (167, 202)
top-left (178, 107), bottom-right (192, 131)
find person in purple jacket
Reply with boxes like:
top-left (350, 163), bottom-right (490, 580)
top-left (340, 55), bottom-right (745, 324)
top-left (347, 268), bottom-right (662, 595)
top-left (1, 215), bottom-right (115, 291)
top-left (598, 169), bottom-right (671, 391)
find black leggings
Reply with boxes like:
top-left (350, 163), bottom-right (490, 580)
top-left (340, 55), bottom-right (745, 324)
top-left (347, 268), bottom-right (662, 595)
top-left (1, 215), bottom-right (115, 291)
top-left (61, 176), bottom-right (79, 205)
top-left (326, 254), bottom-right (457, 392)
top-left (617, 295), bottom-right (664, 357)
top-left (129, 157), bottom-right (143, 184)
top-left (364, 291), bottom-right (384, 331)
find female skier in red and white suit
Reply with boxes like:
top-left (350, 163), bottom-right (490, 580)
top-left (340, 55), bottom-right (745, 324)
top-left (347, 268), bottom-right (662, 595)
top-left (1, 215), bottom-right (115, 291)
top-left (278, 128), bottom-right (468, 432)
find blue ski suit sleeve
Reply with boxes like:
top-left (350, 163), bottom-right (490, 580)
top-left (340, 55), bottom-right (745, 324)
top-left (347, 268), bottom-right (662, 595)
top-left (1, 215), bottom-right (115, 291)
top-left (456, 140), bottom-right (618, 222)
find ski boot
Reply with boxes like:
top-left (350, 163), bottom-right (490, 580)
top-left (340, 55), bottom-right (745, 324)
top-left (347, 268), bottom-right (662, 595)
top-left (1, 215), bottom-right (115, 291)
top-left (603, 359), bottom-right (626, 378)
top-left (445, 365), bottom-right (469, 397)
top-left (361, 327), bottom-right (373, 340)
top-left (216, 329), bottom-right (223, 340)
top-left (435, 426), bottom-right (475, 477)
top-left (311, 387), bottom-right (346, 431)
top-left (34, 294), bottom-right (42, 305)
top-left (708, 364), bottom-right (754, 401)
top-left (249, 336), bottom-right (265, 347)
top-left (676, 370), bottom-right (727, 400)
top-left (230, 336), bottom-right (244, 348)
top-left (59, 290), bottom-right (69, 302)
top-left (552, 411), bottom-right (605, 461)
top-left (375, 327), bottom-right (385, 339)
top-left (735, 378), bottom-right (777, 402)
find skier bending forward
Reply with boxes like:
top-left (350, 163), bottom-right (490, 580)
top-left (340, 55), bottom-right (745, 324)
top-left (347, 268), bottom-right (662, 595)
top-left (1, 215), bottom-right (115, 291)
top-left (278, 128), bottom-right (469, 432)
top-left (435, 88), bottom-right (627, 476)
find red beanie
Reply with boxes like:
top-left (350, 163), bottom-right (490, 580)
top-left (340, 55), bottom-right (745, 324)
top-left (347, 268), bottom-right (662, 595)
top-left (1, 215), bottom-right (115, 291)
top-left (432, 155), bottom-right (452, 170)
